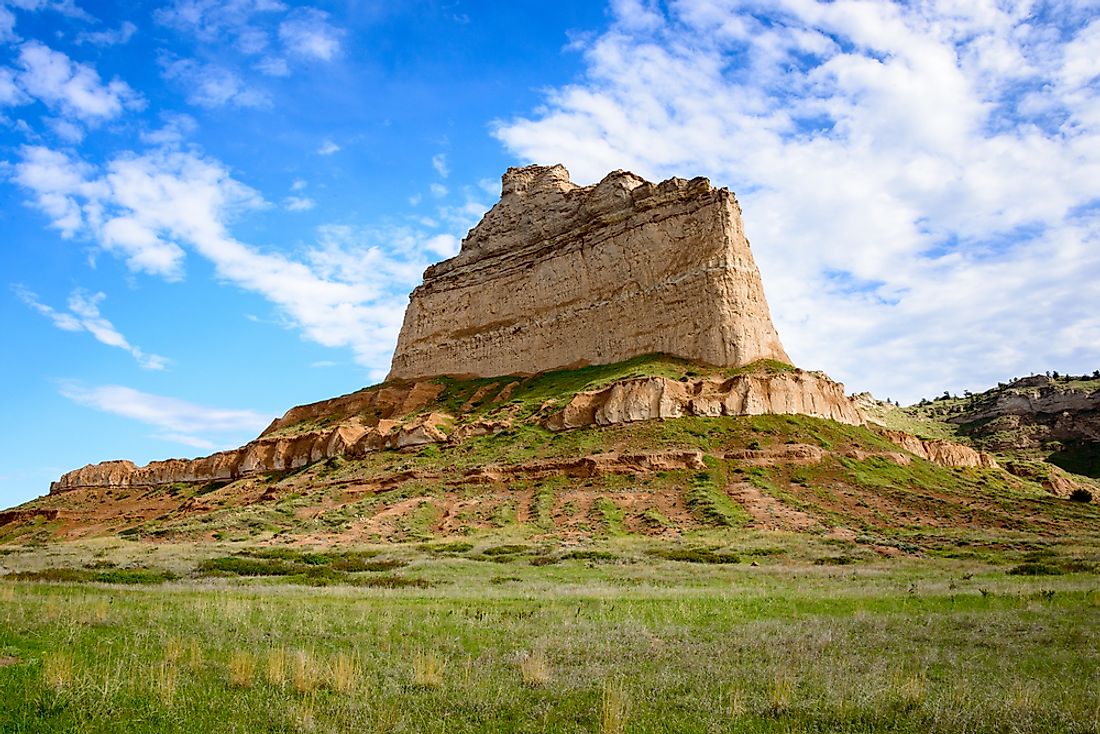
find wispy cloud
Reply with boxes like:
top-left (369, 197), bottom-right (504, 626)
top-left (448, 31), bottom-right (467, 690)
top-left (58, 381), bottom-right (270, 450)
top-left (160, 57), bottom-right (270, 108)
top-left (284, 195), bottom-right (315, 211)
top-left (76, 20), bottom-right (137, 47)
top-left (317, 138), bottom-right (339, 155)
top-left (495, 0), bottom-right (1100, 402)
top-left (278, 7), bottom-right (342, 61)
top-left (12, 144), bottom-right (463, 374)
top-left (431, 153), bottom-right (449, 178)
top-left (15, 285), bottom-right (170, 370)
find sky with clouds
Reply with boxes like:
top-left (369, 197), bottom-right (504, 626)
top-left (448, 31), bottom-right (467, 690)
top-left (2, 0), bottom-right (1098, 507)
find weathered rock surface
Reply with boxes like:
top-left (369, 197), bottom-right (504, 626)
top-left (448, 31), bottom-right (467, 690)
top-left (545, 370), bottom-right (865, 430)
top-left (880, 430), bottom-right (998, 469)
top-left (388, 164), bottom-right (790, 380)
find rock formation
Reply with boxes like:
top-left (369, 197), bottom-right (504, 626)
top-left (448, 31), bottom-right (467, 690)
top-left (545, 370), bottom-right (863, 430)
top-left (388, 164), bottom-right (790, 380)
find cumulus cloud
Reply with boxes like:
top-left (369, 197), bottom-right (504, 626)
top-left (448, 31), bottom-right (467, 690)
top-left (58, 381), bottom-right (270, 449)
top-left (12, 144), bottom-right (463, 375)
top-left (15, 285), bottom-right (169, 369)
top-left (278, 7), bottom-right (342, 61)
top-left (494, 0), bottom-right (1100, 402)
top-left (15, 41), bottom-right (142, 122)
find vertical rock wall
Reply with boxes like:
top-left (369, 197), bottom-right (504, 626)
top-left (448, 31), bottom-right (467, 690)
top-left (388, 164), bottom-right (790, 380)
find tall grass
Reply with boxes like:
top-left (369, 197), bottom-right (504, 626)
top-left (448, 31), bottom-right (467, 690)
top-left (41, 651), bottom-right (74, 692)
top-left (412, 651), bottom-right (445, 689)
top-left (600, 679), bottom-right (629, 734)
top-left (228, 650), bottom-right (255, 688)
top-left (519, 650), bottom-right (551, 687)
top-left (329, 652), bottom-right (358, 694)
top-left (266, 647), bottom-right (287, 687)
top-left (293, 650), bottom-right (321, 693)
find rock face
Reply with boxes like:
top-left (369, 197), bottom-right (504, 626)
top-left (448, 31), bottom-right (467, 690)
top-left (388, 164), bottom-right (790, 380)
top-left (545, 370), bottom-right (864, 430)
top-left (880, 430), bottom-right (999, 469)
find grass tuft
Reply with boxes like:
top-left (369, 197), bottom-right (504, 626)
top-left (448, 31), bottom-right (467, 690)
top-left (519, 650), bottom-right (551, 687)
top-left (600, 679), bottom-right (630, 734)
top-left (228, 650), bottom-right (255, 688)
top-left (412, 652), bottom-right (445, 689)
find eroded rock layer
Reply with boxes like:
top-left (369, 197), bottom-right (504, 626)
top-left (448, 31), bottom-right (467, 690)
top-left (388, 164), bottom-right (790, 380)
top-left (50, 366), bottom-right (998, 495)
top-left (545, 371), bottom-right (864, 430)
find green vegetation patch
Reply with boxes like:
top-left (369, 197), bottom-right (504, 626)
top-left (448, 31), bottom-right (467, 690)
top-left (649, 547), bottom-right (739, 564)
top-left (4, 567), bottom-right (177, 584)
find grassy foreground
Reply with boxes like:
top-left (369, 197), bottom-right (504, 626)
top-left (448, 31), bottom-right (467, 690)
top-left (1, 540), bottom-right (1098, 733)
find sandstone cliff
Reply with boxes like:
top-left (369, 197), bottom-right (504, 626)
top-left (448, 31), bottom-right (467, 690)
top-left (388, 164), bottom-right (790, 380)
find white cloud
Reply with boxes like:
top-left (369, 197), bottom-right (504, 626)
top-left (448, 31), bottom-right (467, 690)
top-left (76, 20), bottom-right (137, 46)
top-left (13, 144), bottom-right (464, 373)
top-left (431, 153), bottom-right (449, 178)
top-left (283, 195), bottom-right (315, 211)
top-left (0, 68), bottom-right (26, 105)
top-left (15, 286), bottom-right (170, 370)
top-left (278, 7), bottom-right (342, 61)
top-left (154, 0), bottom-right (286, 44)
top-left (408, 193), bottom-right (422, 206)
top-left (15, 41), bottom-right (142, 122)
top-left (429, 182), bottom-right (448, 198)
top-left (140, 112), bottom-right (198, 146)
top-left (494, 0), bottom-right (1100, 402)
top-left (1, 6), bottom-right (18, 42)
top-left (254, 55), bottom-right (289, 76)
top-left (317, 138), bottom-right (339, 155)
top-left (58, 381), bottom-right (270, 450)
top-left (289, 178), bottom-right (307, 191)
top-left (161, 57), bottom-right (270, 108)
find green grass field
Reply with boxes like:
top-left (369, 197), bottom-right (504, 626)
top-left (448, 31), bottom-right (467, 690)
top-left (1, 538), bottom-right (1098, 733)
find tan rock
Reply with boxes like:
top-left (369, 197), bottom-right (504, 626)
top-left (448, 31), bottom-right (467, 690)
top-left (388, 164), bottom-right (790, 380)
top-left (545, 370), bottom-right (865, 430)
top-left (881, 430), bottom-right (998, 468)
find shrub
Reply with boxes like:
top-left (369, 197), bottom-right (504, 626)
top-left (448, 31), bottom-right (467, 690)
top-left (1007, 563), bottom-right (1063, 576)
top-left (1069, 488), bottom-right (1093, 503)
top-left (650, 548), bottom-right (739, 564)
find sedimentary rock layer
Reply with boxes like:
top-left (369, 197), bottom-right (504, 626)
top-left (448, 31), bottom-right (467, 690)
top-left (388, 164), bottom-right (790, 380)
top-left (50, 367), bottom-right (994, 494)
top-left (544, 370), bottom-right (864, 430)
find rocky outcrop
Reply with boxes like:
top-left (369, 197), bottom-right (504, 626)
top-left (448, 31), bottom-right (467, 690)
top-left (49, 414), bottom-right (460, 493)
top-left (545, 370), bottom-right (865, 430)
top-left (954, 377), bottom-right (1100, 424)
top-left (260, 381), bottom-right (444, 437)
top-left (880, 430), bottom-right (998, 469)
top-left (388, 164), bottom-right (790, 380)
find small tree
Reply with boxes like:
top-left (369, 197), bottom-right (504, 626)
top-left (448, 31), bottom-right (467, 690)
top-left (1069, 488), bottom-right (1093, 503)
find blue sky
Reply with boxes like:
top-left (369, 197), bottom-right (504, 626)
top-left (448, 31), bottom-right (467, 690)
top-left (2, 0), bottom-right (1099, 508)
